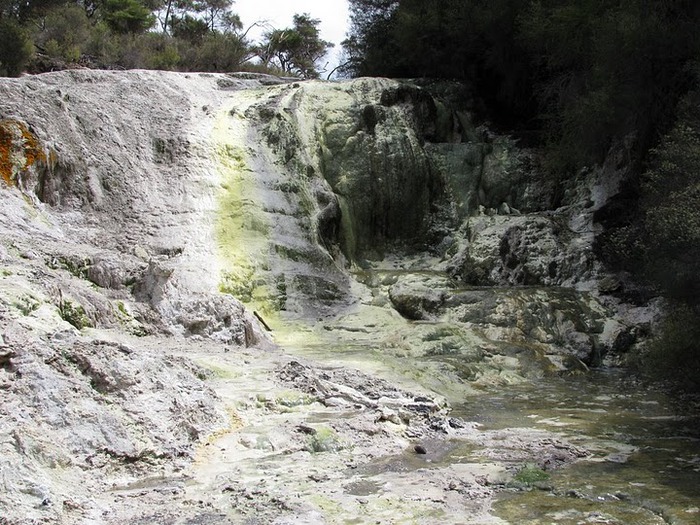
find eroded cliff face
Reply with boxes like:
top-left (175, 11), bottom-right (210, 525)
top-left (197, 74), bottom-right (646, 373)
top-left (0, 70), bottom-right (654, 523)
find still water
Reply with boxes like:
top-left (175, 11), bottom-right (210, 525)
top-left (455, 370), bottom-right (700, 525)
top-left (272, 266), bottom-right (700, 524)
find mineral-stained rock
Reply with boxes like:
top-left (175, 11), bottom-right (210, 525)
top-left (0, 69), bottom-right (657, 524)
top-left (446, 214), bottom-right (598, 287)
top-left (0, 318), bottom-right (227, 523)
top-left (388, 274), bottom-right (449, 320)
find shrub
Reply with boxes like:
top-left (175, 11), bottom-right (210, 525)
top-left (0, 19), bottom-right (34, 77)
top-left (140, 33), bottom-right (181, 70)
top-left (58, 299), bottom-right (93, 329)
top-left (513, 463), bottom-right (551, 485)
top-left (188, 32), bottom-right (248, 72)
top-left (33, 5), bottom-right (91, 63)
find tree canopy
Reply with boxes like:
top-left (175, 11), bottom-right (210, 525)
top-left (342, 0), bottom-right (700, 171)
top-left (258, 14), bottom-right (333, 79)
top-left (0, 0), bottom-right (333, 77)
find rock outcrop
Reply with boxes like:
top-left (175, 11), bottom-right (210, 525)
top-left (0, 70), bottom-right (655, 523)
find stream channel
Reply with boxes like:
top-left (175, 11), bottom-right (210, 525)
top-left (266, 265), bottom-right (700, 525)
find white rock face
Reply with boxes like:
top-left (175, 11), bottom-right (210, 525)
top-left (0, 70), bottom-right (278, 523)
top-left (0, 70), bottom-right (272, 339)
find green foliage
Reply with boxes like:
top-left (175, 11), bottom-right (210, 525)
top-left (344, 0), bottom-right (700, 173)
top-left (259, 13), bottom-right (333, 78)
top-left (82, 20), bottom-right (122, 64)
top-left (140, 32), bottom-right (181, 69)
top-left (644, 303), bottom-right (700, 392)
top-left (520, 1), bottom-right (697, 170)
top-left (513, 463), bottom-right (550, 485)
top-left (58, 298), bottom-right (93, 329)
top-left (0, 0), bottom-right (337, 76)
top-left (102, 0), bottom-right (155, 34)
top-left (340, 0), bottom-right (400, 77)
top-left (170, 14), bottom-right (208, 43)
top-left (33, 5), bottom-right (91, 63)
top-left (343, 0), bottom-right (530, 114)
top-left (13, 294), bottom-right (40, 315)
top-left (637, 92), bottom-right (700, 300)
top-left (0, 18), bottom-right (34, 76)
top-left (198, 0), bottom-right (233, 32)
top-left (188, 31), bottom-right (248, 71)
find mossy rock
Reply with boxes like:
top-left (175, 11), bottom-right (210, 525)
top-left (306, 426), bottom-right (346, 453)
top-left (275, 391), bottom-right (317, 408)
top-left (59, 300), bottom-right (93, 329)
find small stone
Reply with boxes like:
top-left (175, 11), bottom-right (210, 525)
top-left (376, 408), bottom-right (402, 425)
top-left (296, 424), bottom-right (317, 435)
top-left (448, 417), bottom-right (465, 429)
top-left (308, 473), bottom-right (329, 482)
top-left (414, 445), bottom-right (427, 454)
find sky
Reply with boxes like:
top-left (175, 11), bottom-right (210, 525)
top-left (233, 0), bottom-right (350, 76)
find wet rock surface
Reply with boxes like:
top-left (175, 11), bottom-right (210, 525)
top-left (0, 70), bottom-right (682, 524)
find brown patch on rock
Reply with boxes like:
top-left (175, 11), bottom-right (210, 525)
top-left (0, 119), bottom-right (48, 186)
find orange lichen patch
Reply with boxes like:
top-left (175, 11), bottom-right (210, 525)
top-left (0, 123), bottom-right (12, 185)
top-left (0, 119), bottom-right (47, 186)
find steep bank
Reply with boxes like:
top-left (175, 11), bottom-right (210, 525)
top-left (0, 70), bottom-right (666, 524)
top-left (0, 70), bottom-right (273, 523)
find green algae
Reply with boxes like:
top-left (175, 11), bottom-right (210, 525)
top-left (12, 294), bottom-right (39, 315)
top-left (58, 299), bottom-right (92, 329)
top-left (306, 426), bottom-right (347, 453)
top-left (512, 464), bottom-right (550, 485)
top-left (214, 109), bottom-right (279, 318)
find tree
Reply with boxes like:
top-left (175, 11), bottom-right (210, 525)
top-left (170, 13), bottom-right (208, 43)
top-left (517, 0), bottom-right (700, 171)
top-left (341, 0), bottom-right (399, 77)
top-left (33, 4), bottom-right (92, 62)
top-left (189, 30), bottom-right (247, 71)
top-left (259, 13), bottom-right (333, 78)
top-left (102, 0), bottom-right (155, 33)
top-left (155, 0), bottom-right (232, 35)
top-left (0, 18), bottom-right (34, 76)
top-left (636, 92), bottom-right (700, 299)
top-left (341, 0), bottom-right (533, 119)
top-left (199, 0), bottom-right (231, 31)
top-left (343, 0), bottom-right (700, 175)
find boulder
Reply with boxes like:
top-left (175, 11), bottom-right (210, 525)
top-left (388, 274), bottom-right (449, 320)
